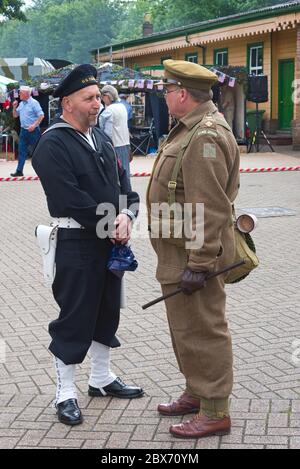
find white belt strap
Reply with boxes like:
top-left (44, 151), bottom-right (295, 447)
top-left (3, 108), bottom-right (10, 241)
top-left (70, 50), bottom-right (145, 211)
top-left (36, 218), bottom-right (127, 310)
top-left (51, 217), bottom-right (84, 229)
top-left (36, 225), bottom-right (58, 287)
top-left (36, 219), bottom-right (83, 287)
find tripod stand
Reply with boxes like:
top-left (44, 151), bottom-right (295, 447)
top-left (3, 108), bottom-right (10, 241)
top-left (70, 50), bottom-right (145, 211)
top-left (130, 119), bottom-right (156, 156)
top-left (248, 103), bottom-right (275, 153)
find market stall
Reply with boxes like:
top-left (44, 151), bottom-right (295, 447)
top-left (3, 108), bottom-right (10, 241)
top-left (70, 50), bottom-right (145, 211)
top-left (96, 62), bottom-right (169, 150)
top-left (0, 75), bottom-right (18, 159)
top-left (4, 62), bottom-right (168, 154)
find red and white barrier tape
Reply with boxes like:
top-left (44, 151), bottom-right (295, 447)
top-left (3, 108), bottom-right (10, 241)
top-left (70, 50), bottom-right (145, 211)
top-left (0, 166), bottom-right (299, 182)
top-left (239, 166), bottom-right (300, 173)
top-left (0, 176), bottom-right (40, 182)
top-left (130, 166), bottom-right (300, 177)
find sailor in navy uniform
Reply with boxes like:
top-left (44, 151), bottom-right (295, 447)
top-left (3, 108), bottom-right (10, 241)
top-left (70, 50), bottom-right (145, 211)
top-left (32, 64), bottom-right (143, 426)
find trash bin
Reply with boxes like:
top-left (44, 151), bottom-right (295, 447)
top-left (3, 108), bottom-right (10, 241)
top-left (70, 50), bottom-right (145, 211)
top-left (246, 109), bottom-right (265, 138)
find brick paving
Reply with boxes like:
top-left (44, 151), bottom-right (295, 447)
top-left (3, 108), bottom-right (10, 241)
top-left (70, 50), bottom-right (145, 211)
top-left (0, 165), bottom-right (300, 449)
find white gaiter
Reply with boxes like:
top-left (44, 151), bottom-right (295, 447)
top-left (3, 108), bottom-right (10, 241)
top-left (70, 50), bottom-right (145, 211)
top-left (54, 356), bottom-right (77, 406)
top-left (88, 341), bottom-right (116, 389)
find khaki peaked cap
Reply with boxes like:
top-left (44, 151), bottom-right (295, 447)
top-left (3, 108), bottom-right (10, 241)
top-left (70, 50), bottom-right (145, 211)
top-left (158, 59), bottom-right (218, 91)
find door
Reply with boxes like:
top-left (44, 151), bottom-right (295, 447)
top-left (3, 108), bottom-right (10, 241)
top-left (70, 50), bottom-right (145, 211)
top-left (278, 59), bottom-right (294, 130)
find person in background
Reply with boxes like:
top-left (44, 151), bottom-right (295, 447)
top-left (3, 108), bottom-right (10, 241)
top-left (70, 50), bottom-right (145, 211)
top-left (11, 85), bottom-right (44, 177)
top-left (99, 85), bottom-right (132, 187)
top-left (119, 93), bottom-right (133, 131)
top-left (220, 82), bottom-right (235, 131)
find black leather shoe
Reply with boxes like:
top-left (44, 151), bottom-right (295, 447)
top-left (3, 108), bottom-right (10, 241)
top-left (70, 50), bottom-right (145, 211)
top-left (56, 398), bottom-right (83, 426)
top-left (10, 171), bottom-right (24, 177)
top-left (88, 377), bottom-right (144, 399)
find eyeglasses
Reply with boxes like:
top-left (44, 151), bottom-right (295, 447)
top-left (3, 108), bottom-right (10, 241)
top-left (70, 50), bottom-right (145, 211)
top-left (162, 87), bottom-right (180, 97)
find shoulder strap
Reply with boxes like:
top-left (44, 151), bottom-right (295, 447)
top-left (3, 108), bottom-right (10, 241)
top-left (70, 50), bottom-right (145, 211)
top-left (167, 121), bottom-right (204, 207)
top-left (214, 115), bottom-right (232, 132)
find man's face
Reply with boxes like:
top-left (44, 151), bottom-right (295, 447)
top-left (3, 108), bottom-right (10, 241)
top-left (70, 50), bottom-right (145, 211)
top-left (163, 85), bottom-right (182, 118)
top-left (64, 85), bottom-right (101, 129)
top-left (20, 91), bottom-right (30, 101)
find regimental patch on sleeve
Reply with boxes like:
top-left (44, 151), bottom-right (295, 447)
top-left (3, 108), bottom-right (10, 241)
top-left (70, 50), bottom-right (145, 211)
top-left (203, 142), bottom-right (217, 159)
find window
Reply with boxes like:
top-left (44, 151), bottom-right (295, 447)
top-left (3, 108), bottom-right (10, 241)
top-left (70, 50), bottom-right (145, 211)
top-left (214, 48), bottom-right (228, 66)
top-left (185, 53), bottom-right (198, 64)
top-left (248, 43), bottom-right (263, 75)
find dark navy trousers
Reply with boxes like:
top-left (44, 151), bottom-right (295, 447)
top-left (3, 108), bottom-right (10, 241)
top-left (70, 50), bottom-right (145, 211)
top-left (50, 231), bottom-right (121, 365)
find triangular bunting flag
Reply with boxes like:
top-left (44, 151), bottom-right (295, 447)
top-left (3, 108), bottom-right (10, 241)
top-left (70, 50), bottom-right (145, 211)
top-left (228, 77), bottom-right (236, 88)
top-left (146, 80), bottom-right (154, 90)
top-left (218, 73), bottom-right (226, 83)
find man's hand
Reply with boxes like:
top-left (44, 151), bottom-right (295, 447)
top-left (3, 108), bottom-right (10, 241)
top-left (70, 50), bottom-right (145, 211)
top-left (28, 124), bottom-right (36, 133)
top-left (180, 267), bottom-right (208, 295)
top-left (12, 101), bottom-right (18, 109)
top-left (111, 214), bottom-right (133, 245)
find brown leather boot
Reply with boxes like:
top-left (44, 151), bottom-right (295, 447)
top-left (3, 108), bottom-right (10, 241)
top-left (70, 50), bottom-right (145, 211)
top-left (157, 392), bottom-right (200, 416)
top-left (169, 413), bottom-right (231, 438)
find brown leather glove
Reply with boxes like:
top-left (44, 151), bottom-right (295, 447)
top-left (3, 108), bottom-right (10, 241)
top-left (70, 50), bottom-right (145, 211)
top-left (180, 268), bottom-right (208, 295)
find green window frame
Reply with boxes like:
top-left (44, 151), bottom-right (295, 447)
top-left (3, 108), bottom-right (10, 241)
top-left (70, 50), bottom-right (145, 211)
top-left (214, 48), bottom-right (228, 66)
top-left (247, 42), bottom-right (264, 75)
top-left (185, 52), bottom-right (198, 64)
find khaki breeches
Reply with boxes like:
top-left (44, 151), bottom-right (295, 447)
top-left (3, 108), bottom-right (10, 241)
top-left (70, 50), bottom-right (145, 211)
top-left (161, 274), bottom-right (233, 400)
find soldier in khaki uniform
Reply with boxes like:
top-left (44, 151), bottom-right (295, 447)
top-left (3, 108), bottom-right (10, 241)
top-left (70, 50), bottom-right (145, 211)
top-left (147, 60), bottom-right (240, 439)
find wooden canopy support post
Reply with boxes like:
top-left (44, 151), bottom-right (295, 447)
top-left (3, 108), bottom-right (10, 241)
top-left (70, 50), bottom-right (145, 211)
top-left (293, 24), bottom-right (300, 150)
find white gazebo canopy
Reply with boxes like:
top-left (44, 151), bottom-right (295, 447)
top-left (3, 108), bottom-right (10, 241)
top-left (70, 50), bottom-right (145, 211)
top-left (0, 75), bottom-right (18, 86)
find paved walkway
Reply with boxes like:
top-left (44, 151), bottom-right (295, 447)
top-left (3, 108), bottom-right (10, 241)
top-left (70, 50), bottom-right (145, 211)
top-left (0, 148), bottom-right (300, 449)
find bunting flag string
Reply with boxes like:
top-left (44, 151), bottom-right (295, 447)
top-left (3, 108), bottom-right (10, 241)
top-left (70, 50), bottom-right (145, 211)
top-left (6, 64), bottom-right (241, 98)
top-left (8, 78), bottom-right (162, 98)
top-left (98, 78), bottom-right (163, 91)
top-left (210, 68), bottom-right (238, 87)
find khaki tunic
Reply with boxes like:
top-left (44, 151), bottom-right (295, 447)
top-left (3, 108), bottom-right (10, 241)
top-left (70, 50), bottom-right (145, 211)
top-left (147, 101), bottom-right (240, 400)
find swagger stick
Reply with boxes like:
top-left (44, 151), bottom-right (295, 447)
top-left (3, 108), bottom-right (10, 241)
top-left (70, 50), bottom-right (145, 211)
top-left (142, 260), bottom-right (245, 310)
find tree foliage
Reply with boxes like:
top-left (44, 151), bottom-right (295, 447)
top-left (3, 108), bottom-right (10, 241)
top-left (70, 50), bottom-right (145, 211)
top-left (0, 0), bottom-right (294, 63)
top-left (0, 0), bottom-right (26, 20)
top-left (114, 0), bottom-right (292, 40)
top-left (0, 0), bottom-right (121, 62)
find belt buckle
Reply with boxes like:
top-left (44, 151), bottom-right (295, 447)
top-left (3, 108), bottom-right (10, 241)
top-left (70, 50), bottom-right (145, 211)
top-left (168, 181), bottom-right (177, 191)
